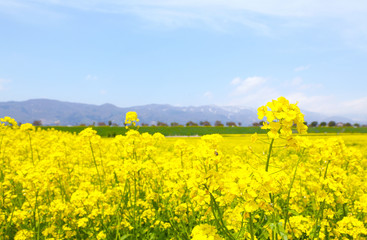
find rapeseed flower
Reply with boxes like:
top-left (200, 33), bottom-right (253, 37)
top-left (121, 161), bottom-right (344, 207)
top-left (125, 111), bottom-right (139, 128)
top-left (1, 99), bottom-right (366, 239)
top-left (191, 224), bottom-right (222, 240)
top-left (20, 122), bottom-right (35, 131)
top-left (97, 231), bottom-right (107, 239)
top-left (336, 216), bottom-right (367, 239)
top-left (258, 96), bottom-right (307, 139)
top-left (0, 116), bottom-right (18, 128)
top-left (14, 230), bottom-right (33, 240)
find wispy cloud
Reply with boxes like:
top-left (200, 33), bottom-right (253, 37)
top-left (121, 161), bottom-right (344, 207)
top-left (341, 97), bottom-right (367, 114)
top-left (288, 77), bottom-right (322, 90)
top-left (130, 7), bottom-right (271, 33)
top-left (230, 76), bottom-right (267, 96)
top-left (85, 74), bottom-right (98, 81)
top-left (229, 86), bottom-right (280, 108)
top-left (285, 92), bottom-right (335, 113)
top-left (5, 1), bottom-right (367, 41)
top-left (203, 91), bottom-right (213, 99)
top-left (286, 93), bottom-right (367, 121)
top-left (0, 0), bottom-right (66, 23)
top-left (0, 0), bottom-right (28, 9)
top-left (294, 65), bottom-right (310, 72)
top-left (228, 76), bottom-right (367, 120)
top-left (26, 1), bottom-right (367, 18)
top-left (229, 77), bottom-right (279, 107)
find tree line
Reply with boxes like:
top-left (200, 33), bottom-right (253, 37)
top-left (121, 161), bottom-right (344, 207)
top-left (30, 119), bottom-right (365, 127)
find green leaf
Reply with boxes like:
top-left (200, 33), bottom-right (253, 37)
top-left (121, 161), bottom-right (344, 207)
top-left (269, 222), bottom-right (288, 240)
top-left (120, 234), bottom-right (132, 240)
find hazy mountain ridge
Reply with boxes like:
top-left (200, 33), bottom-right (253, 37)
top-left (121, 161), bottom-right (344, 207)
top-left (0, 99), bottom-right (356, 126)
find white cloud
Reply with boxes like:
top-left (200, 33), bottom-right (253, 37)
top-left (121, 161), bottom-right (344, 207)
top-left (294, 65), bottom-right (310, 72)
top-left (229, 86), bottom-right (279, 107)
top-left (230, 77), bottom-right (241, 85)
top-left (230, 76), bottom-right (267, 95)
top-left (0, 0), bottom-right (27, 9)
top-left (6, 1), bottom-right (367, 41)
top-left (229, 76), bottom-right (279, 107)
top-left (26, 1), bottom-right (367, 18)
top-left (203, 91), bottom-right (213, 99)
top-left (341, 97), bottom-right (367, 114)
top-left (227, 76), bottom-right (367, 120)
top-left (85, 74), bottom-right (98, 81)
top-left (285, 92), bottom-right (334, 113)
top-left (100, 89), bottom-right (107, 95)
top-left (130, 7), bottom-right (271, 34)
top-left (288, 77), bottom-right (323, 90)
top-left (0, 0), bottom-right (66, 24)
top-left (285, 93), bottom-right (367, 121)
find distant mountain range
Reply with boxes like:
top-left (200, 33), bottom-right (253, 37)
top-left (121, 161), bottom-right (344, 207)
top-left (0, 99), bottom-right (356, 126)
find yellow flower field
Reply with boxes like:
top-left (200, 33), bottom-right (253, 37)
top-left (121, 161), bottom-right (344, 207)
top-left (1, 97), bottom-right (367, 239)
top-left (164, 133), bottom-right (367, 157)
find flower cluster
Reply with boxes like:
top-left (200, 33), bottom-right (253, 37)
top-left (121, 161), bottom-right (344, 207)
top-left (191, 224), bottom-right (222, 240)
top-left (0, 116), bottom-right (18, 128)
top-left (124, 111), bottom-right (139, 128)
top-left (258, 96), bottom-right (308, 139)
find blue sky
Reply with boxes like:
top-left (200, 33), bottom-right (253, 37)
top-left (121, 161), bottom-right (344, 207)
top-left (1, 0), bottom-right (367, 121)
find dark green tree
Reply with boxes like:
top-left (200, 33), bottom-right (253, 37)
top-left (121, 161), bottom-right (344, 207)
top-left (186, 121), bottom-right (198, 127)
top-left (157, 121), bottom-right (168, 126)
top-left (310, 121), bottom-right (318, 127)
top-left (214, 121), bottom-right (224, 127)
top-left (226, 122), bottom-right (237, 127)
top-left (32, 120), bottom-right (42, 126)
top-left (200, 121), bottom-right (211, 126)
top-left (98, 122), bottom-right (106, 126)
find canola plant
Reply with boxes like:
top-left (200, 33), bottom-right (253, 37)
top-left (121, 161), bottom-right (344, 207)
top-left (0, 97), bottom-right (366, 239)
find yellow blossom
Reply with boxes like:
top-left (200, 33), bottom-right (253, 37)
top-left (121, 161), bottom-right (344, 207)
top-left (191, 224), bottom-right (222, 240)
top-left (125, 111), bottom-right (139, 128)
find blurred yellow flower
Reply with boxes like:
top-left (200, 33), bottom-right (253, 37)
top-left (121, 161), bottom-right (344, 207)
top-left (125, 111), bottom-right (139, 124)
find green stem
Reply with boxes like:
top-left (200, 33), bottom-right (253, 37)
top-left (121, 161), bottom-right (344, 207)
top-left (284, 155), bottom-right (302, 230)
top-left (311, 159), bottom-right (330, 239)
top-left (249, 212), bottom-right (255, 240)
top-left (33, 190), bottom-right (39, 240)
top-left (264, 137), bottom-right (276, 238)
top-left (265, 138), bottom-right (275, 172)
top-left (89, 140), bottom-right (102, 191)
top-left (311, 200), bottom-right (325, 240)
top-left (205, 185), bottom-right (236, 240)
top-left (323, 160), bottom-right (330, 179)
top-left (27, 132), bottom-right (34, 166)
